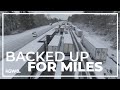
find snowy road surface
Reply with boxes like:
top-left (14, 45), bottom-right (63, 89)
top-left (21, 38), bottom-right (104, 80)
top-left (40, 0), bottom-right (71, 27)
top-left (0, 21), bottom-right (63, 79)
top-left (75, 23), bottom-right (120, 79)
top-left (0, 22), bottom-right (62, 60)
top-left (0, 22), bottom-right (119, 79)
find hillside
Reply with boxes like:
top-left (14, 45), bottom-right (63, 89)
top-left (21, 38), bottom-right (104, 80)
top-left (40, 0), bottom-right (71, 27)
top-left (68, 13), bottom-right (119, 50)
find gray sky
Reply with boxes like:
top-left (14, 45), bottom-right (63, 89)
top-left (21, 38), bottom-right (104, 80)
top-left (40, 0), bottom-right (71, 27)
top-left (48, 14), bottom-right (73, 20)
top-left (0, 11), bottom-right (84, 20)
top-left (31, 11), bottom-right (84, 20)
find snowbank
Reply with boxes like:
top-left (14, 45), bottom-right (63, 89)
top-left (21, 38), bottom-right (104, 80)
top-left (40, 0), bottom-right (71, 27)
top-left (75, 23), bottom-right (120, 79)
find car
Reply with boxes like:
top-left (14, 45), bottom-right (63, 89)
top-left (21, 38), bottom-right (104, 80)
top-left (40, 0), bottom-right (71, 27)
top-left (49, 23), bottom-right (53, 25)
top-left (32, 32), bottom-right (37, 37)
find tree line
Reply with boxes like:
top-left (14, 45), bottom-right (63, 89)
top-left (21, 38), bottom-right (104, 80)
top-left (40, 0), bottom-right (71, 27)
top-left (68, 13), bottom-right (118, 49)
top-left (0, 11), bottom-right (60, 35)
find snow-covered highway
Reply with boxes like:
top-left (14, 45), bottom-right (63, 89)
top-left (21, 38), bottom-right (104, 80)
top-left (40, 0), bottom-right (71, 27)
top-left (0, 21), bottom-right (62, 60)
top-left (0, 21), bottom-right (119, 79)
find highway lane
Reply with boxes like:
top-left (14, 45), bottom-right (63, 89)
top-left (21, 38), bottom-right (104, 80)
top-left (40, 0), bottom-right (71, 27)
top-left (0, 21), bottom-right (63, 60)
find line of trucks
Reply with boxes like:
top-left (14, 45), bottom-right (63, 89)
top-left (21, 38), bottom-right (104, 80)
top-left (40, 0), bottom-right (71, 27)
top-left (6, 22), bottom-right (108, 78)
top-left (48, 22), bottom-right (108, 62)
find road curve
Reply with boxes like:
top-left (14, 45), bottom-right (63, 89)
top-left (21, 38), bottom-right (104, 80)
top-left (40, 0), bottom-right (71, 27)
top-left (0, 21), bottom-right (63, 60)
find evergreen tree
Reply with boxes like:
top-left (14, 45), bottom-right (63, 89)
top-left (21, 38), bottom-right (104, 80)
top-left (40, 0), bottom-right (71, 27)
top-left (19, 14), bottom-right (35, 30)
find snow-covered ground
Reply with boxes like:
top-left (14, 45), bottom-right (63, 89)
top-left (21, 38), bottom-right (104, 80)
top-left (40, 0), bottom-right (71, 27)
top-left (0, 21), bottom-right (63, 79)
top-left (75, 23), bottom-right (120, 79)
top-left (1, 21), bottom-right (119, 79)
top-left (0, 21), bottom-right (62, 60)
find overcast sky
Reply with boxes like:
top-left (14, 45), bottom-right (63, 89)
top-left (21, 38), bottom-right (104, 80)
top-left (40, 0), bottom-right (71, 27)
top-left (0, 11), bottom-right (84, 20)
top-left (48, 14), bottom-right (72, 20)
top-left (31, 11), bottom-right (84, 20)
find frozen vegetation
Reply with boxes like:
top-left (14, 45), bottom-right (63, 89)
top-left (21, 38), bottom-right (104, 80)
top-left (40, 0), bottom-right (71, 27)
top-left (74, 23), bottom-right (120, 79)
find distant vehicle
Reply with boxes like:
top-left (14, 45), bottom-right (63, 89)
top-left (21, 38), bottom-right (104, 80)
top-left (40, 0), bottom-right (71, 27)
top-left (67, 22), bottom-right (70, 25)
top-left (59, 28), bottom-right (64, 35)
top-left (32, 32), bottom-right (37, 37)
top-left (64, 30), bottom-right (68, 34)
top-left (46, 29), bottom-right (56, 44)
top-left (62, 23), bottom-right (65, 25)
top-left (49, 23), bottom-right (53, 25)
top-left (55, 28), bottom-right (59, 33)
top-left (59, 25), bottom-right (61, 28)
top-left (75, 28), bottom-right (83, 37)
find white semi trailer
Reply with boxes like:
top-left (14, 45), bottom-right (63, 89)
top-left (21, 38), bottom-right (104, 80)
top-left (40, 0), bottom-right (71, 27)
top-left (48, 35), bottom-right (62, 54)
top-left (63, 34), bottom-right (73, 55)
top-left (75, 28), bottom-right (83, 37)
top-left (81, 36), bottom-right (108, 62)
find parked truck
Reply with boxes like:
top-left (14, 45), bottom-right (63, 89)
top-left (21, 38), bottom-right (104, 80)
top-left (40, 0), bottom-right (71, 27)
top-left (75, 28), bottom-right (83, 37)
top-left (81, 36), bottom-right (108, 62)
top-left (63, 34), bottom-right (73, 55)
top-left (48, 35), bottom-right (62, 55)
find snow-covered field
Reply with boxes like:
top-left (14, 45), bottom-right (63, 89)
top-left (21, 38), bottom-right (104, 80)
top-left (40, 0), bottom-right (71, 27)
top-left (75, 23), bottom-right (120, 79)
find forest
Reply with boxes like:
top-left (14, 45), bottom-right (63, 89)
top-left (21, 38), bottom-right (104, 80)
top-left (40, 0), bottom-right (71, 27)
top-left (68, 12), bottom-right (119, 50)
top-left (0, 11), bottom-right (119, 49)
top-left (0, 11), bottom-right (60, 35)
